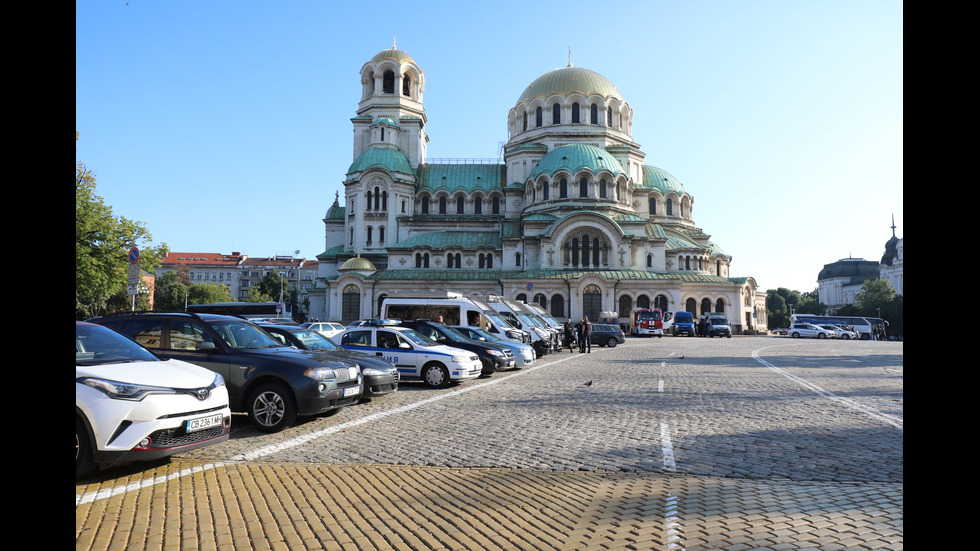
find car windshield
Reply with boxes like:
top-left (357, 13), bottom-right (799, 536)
top-left (396, 328), bottom-right (438, 346)
top-left (209, 320), bottom-right (284, 349)
top-left (288, 328), bottom-right (339, 350)
top-left (76, 323), bottom-right (160, 366)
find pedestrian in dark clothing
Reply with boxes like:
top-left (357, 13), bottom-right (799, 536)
top-left (564, 320), bottom-right (575, 352)
top-left (579, 317), bottom-right (592, 353)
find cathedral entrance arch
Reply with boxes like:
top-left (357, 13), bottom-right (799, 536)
top-left (583, 285), bottom-right (602, 322)
top-left (342, 284), bottom-right (360, 324)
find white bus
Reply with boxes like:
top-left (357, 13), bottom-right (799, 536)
top-left (789, 314), bottom-right (886, 340)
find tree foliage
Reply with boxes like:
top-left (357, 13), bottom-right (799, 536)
top-left (187, 282), bottom-right (235, 305)
top-left (76, 139), bottom-right (167, 319)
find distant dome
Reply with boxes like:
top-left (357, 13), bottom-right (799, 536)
top-left (642, 165), bottom-right (688, 195)
top-left (369, 47), bottom-right (416, 66)
top-left (347, 147), bottom-right (414, 176)
top-left (516, 65), bottom-right (623, 107)
top-left (339, 255), bottom-right (377, 272)
top-left (530, 144), bottom-right (625, 179)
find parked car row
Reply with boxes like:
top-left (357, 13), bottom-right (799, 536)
top-left (785, 322), bottom-right (858, 339)
top-left (77, 312), bottom-right (408, 478)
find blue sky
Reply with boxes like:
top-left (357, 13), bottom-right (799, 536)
top-left (76, 0), bottom-right (902, 293)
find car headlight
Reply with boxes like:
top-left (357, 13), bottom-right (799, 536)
top-left (78, 377), bottom-right (175, 401)
top-left (361, 367), bottom-right (391, 376)
top-left (451, 355), bottom-right (470, 362)
top-left (506, 330), bottom-right (521, 339)
top-left (304, 367), bottom-right (337, 380)
top-left (486, 349), bottom-right (503, 356)
top-left (212, 373), bottom-right (225, 388)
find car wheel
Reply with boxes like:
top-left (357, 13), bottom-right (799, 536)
top-left (422, 363), bottom-right (450, 388)
top-left (607, 338), bottom-right (618, 348)
top-left (76, 417), bottom-right (96, 480)
top-left (791, 332), bottom-right (800, 338)
top-left (817, 333), bottom-right (827, 339)
top-left (841, 334), bottom-right (850, 340)
top-left (248, 382), bottom-right (297, 433)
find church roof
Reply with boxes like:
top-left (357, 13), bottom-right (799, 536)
top-left (641, 165), bottom-right (688, 195)
top-left (417, 163), bottom-right (504, 193)
top-left (529, 144), bottom-right (625, 179)
top-left (347, 147), bottom-right (414, 176)
top-left (369, 48), bottom-right (415, 66)
top-left (388, 231), bottom-right (501, 250)
top-left (516, 65), bottom-right (623, 107)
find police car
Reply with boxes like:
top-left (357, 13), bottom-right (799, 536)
top-left (334, 320), bottom-right (482, 388)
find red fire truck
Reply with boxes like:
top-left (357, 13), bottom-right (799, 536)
top-left (632, 308), bottom-right (664, 337)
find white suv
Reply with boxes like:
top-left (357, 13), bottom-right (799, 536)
top-left (300, 321), bottom-right (346, 340)
top-left (789, 323), bottom-right (832, 339)
top-left (76, 322), bottom-right (231, 478)
top-left (335, 321), bottom-right (482, 387)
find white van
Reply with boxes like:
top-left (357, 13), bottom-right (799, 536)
top-left (484, 295), bottom-right (559, 355)
top-left (380, 293), bottom-right (531, 345)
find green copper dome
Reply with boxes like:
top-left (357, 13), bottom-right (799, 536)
top-left (641, 165), bottom-right (688, 195)
top-left (347, 147), bottom-right (414, 176)
top-left (516, 65), bottom-right (623, 107)
top-left (530, 144), bottom-right (625, 179)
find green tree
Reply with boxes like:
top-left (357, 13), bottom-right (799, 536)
top-left (76, 141), bottom-right (166, 319)
top-left (154, 270), bottom-right (189, 311)
top-left (248, 287), bottom-right (275, 303)
top-left (255, 271), bottom-right (288, 302)
top-left (187, 283), bottom-right (235, 305)
top-left (856, 279), bottom-right (896, 311)
top-left (765, 292), bottom-right (789, 329)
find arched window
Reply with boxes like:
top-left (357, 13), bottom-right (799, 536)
top-left (571, 103), bottom-right (580, 123)
top-left (366, 226), bottom-right (372, 245)
top-left (378, 226), bottom-right (385, 243)
top-left (516, 293), bottom-right (527, 303)
top-left (582, 234), bottom-right (591, 267)
top-left (415, 253), bottom-right (423, 268)
top-left (701, 298), bottom-right (712, 315)
top-left (535, 106), bottom-right (542, 127)
top-left (374, 186), bottom-right (381, 210)
top-left (492, 196), bottom-right (500, 214)
top-left (619, 295), bottom-right (632, 316)
top-left (421, 196), bottom-right (429, 214)
top-left (590, 104), bottom-right (598, 124)
top-left (637, 295), bottom-right (650, 309)
top-left (685, 298), bottom-right (697, 313)
top-left (522, 112), bottom-right (527, 131)
top-left (550, 294), bottom-right (565, 318)
top-left (382, 70), bottom-right (395, 94)
top-left (382, 191), bottom-right (388, 211)
top-left (477, 254), bottom-right (483, 269)
top-left (423, 253), bottom-right (430, 268)
top-left (560, 178), bottom-right (568, 198)
top-left (542, 182), bottom-right (550, 201)
top-left (655, 295), bottom-right (668, 311)
top-left (366, 189), bottom-right (373, 211)
top-left (402, 74), bottom-right (411, 96)
top-left (439, 196), bottom-right (447, 214)
top-left (515, 252), bottom-right (521, 266)
top-left (342, 284), bottom-right (360, 324)
top-left (552, 103), bottom-right (561, 125)
top-left (486, 254), bottom-right (492, 268)
top-left (380, 127), bottom-right (385, 142)
top-left (349, 227), bottom-right (354, 246)
top-left (715, 299), bottom-right (725, 313)
top-left (649, 197), bottom-right (657, 215)
top-left (599, 179), bottom-right (607, 198)
top-left (534, 294), bottom-right (547, 308)
top-left (447, 253), bottom-right (455, 268)
top-left (474, 196), bottom-right (482, 214)
top-left (646, 254), bottom-right (653, 267)
top-left (456, 196), bottom-right (464, 214)
top-left (579, 178), bottom-right (588, 197)
top-left (607, 107), bottom-right (613, 127)
top-left (717, 260), bottom-right (722, 276)
top-left (666, 198), bottom-right (673, 216)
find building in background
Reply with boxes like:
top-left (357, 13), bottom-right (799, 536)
top-left (310, 45), bottom-right (767, 332)
top-left (817, 218), bottom-right (903, 311)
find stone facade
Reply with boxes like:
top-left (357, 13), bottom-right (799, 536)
top-left (310, 46), bottom-right (767, 333)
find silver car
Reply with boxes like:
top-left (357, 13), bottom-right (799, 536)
top-left (452, 325), bottom-right (535, 367)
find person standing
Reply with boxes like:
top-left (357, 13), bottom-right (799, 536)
top-left (564, 319), bottom-right (575, 352)
top-left (579, 317), bottom-right (592, 353)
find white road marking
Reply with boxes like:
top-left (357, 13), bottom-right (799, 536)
top-left (752, 344), bottom-right (903, 430)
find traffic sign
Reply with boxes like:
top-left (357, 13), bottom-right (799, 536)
top-left (128, 247), bottom-right (140, 264)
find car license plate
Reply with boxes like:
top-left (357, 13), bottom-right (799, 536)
top-left (186, 413), bottom-right (223, 432)
top-left (344, 386), bottom-right (360, 397)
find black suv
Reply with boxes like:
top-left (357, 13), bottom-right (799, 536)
top-left (259, 323), bottom-right (398, 400)
top-left (88, 312), bottom-right (363, 433)
top-left (397, 320), bottom-right (515, 375)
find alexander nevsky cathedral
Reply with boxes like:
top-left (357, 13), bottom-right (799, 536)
top-left (308, 45), bottom-right (767, 332)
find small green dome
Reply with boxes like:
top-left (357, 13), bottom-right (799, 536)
top-left (347, 147), bottom-right (413, 176)
top-left (642, 165), bottom-right (687, 195)
top-left (530, 144), bottom-right (625, 179)
top-left (516, 66), bottom-right (623, 107)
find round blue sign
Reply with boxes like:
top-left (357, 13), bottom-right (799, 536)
top-left (128, 247), bottom-right (140, 264)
